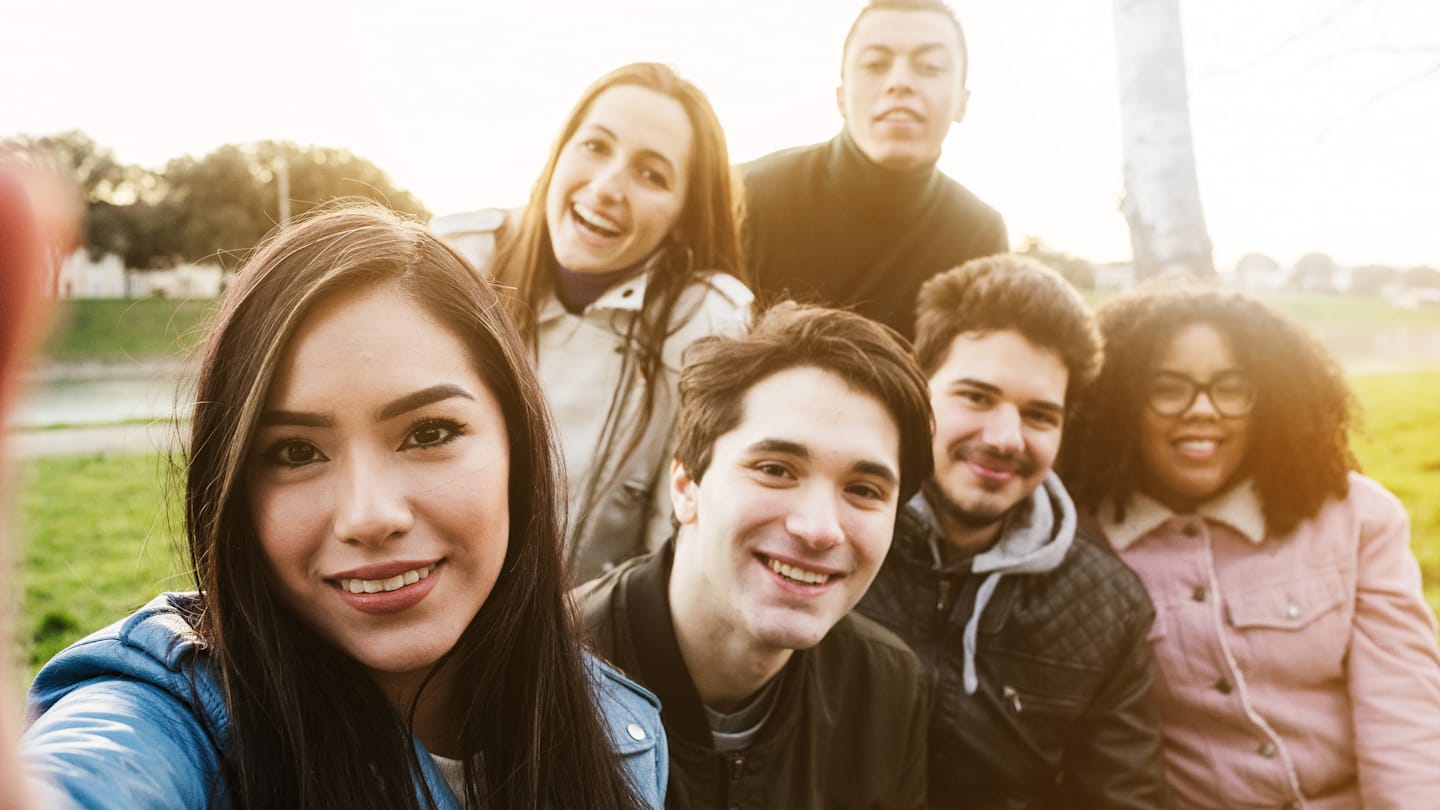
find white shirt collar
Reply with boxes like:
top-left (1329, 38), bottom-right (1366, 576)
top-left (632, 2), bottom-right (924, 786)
top-left (1100, 479), bottom-right (1266, 552)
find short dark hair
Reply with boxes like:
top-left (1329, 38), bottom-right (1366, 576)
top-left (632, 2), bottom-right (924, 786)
top-left (674, 302), bottom-right (934, 505)
top-left (841, 0), bottom-right (969, 87)
top-left (913, 254), bottom-right (1100, 403)
top-left (1062, 285), bottom-right (1357, 536)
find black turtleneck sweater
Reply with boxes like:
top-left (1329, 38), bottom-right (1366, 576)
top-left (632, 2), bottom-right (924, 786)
top-left (742, 131), bottom-right (1007, 340)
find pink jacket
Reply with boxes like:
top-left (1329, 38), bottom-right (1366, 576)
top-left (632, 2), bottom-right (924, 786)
top-left (1100, 473), bottom-right (1440, 809)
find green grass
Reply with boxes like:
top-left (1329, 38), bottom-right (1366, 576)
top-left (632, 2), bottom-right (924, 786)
top-left (42, 298), bottom-right (215, 362)
top-left (15, 454), bottom-right (189, 675)
top-left (1350, 371), bottom-right (1440, 616)
top-left (10, 373), bottom-right (1440, 682)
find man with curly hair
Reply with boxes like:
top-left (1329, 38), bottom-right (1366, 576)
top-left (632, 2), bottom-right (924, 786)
top-left (857, 255), bottom-right (1171, 808)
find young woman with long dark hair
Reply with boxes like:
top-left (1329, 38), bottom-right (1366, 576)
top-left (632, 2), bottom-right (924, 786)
top-left (20, 203), bottom-right (666, 809)
top-left (454, 63), bottom-right (752, 583)
top-left (1062, 286), bottom-right (1440, 809)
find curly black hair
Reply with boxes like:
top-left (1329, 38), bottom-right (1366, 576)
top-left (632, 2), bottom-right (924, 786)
top-left (1061, 284), bottom-right (1358, 536)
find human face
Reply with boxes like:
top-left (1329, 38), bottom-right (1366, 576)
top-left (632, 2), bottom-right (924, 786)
top-left (927, 331), bottom-right (1067, 548)
top-left (247, 282), bottom-right (510, 692)
top-left (837, 9), bottom-right (969, 172)
top-left (544, 84), bottom-right (693, 274)
top-left (669, 366), bottom-right (901, 655)
top-left (1137, 322), bottom-right (1252, 511)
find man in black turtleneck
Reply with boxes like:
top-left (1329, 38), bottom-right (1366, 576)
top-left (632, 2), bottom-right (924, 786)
top-left (743, 0), bottom-right (1006, 340)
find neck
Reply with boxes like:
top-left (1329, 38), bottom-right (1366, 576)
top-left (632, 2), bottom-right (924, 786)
top-left (924, 486), bottom-right (1004, 559)
top-left (370, 661), bottom-right (461, 757)
top-left (667, 544), bottom-right (792, 713)
top-left (829, 129), bottom-right (940, 214)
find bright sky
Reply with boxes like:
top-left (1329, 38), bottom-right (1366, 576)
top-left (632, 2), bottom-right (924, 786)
top-left (4, 0), bottom-right (1437, 268)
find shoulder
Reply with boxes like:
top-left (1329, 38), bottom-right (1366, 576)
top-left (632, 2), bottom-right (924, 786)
top-left (585, 651), bottom-right (662, 721)
top-left (584, 652), bottom-right (667, 807)
top-left (430, 208), bottom-right (510, 272)
top-left (741, 141), bottom-right (827, 189)
top-left (1342, 472), bottom-right (1408, 520)
top-left (676, 270), bottom-right (754, 315)
top-left (28, 593), bottom-right (221, 721)
top-left (1015, 531), bottom-right (1155, 631)
top-left (660, 272), bottom-right (754, 366)
top-left (819, 612), bottom-right (925, 682)
top-left (933, 173), bottom-right (1005, 225)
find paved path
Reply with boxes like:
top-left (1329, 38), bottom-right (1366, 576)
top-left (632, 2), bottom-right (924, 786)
top-left (9, 421), bottom-right (185, 460)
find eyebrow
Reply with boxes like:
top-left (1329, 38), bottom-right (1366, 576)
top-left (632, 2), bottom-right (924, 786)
top-left (580, 123), bottom-right (678, 175)
top-left (858, 43), bottom-right (951, 60)
top-left (747, 438), bottom-right (899, 486)
top-left (258, 383), bottom-right (475, 427)
top-left (950, 378), bottom-right (1063, 414)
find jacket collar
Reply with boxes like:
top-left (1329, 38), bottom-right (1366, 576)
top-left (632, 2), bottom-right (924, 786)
top-left (1101, 479), bottom-right (1266, 552)
top-left (904, 471), bottom-right (1077, 577)
top-left (622, 540), bottom-right (801, 750)
top-left (537, 251), bottom-right (660, 324)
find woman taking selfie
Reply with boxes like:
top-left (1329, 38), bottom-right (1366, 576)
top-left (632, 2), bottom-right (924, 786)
top-left (1063, 286), bottom-right (1440, 809)
top-left (20, 204), bottom-right (666, 810)
top-left (466, 63), bottom-right (751, 583)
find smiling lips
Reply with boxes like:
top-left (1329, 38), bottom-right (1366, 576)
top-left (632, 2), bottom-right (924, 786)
top-left (330, 560), bottom-right (442, 615)
top-left (1173, 437), bottom-right (1223, 460)
top-left (570, 201), bottom-right (623, 239)
top-left (759, 553), bottom-right (839, 589)
top-left (875, 107), bottom-right (924, 124)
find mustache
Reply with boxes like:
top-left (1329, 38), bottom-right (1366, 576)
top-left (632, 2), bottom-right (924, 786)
top-left (949, 441), bottom-right (1037, 477)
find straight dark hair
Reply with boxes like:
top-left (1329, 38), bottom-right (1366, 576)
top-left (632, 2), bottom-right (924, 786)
top-left (489, 62), bottom-right (747, 552)
top-left (184, 201), bottom-right (641, 809)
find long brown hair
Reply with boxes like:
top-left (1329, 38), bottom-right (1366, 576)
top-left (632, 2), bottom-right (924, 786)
top-left (1062, 285), bottom-right (1357, 536)
top-left (185, 201), bottom-right (641, 809)
top-left (490, 61), bottom-right (747, 550)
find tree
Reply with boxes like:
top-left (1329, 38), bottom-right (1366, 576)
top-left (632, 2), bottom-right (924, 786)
top-left (1402, 265), bottom-right (1440, 289)
top-left (1290, 252), bottom-right (1340, 291)
top-left (1112, 0), bottom-right (1215, 280)
top-left (164, 141), bottom-right (429, 268)
top-left (1015, 236), bottom-right (1097, 291)
top-left (1348, 263), bottom-right (1399, 296)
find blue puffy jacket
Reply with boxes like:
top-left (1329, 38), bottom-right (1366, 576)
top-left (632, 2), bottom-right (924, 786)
top-left (21, 593), bottom-right (667, 809)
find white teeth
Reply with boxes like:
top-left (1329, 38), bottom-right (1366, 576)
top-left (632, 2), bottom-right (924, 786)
top-left (767, 558), bottom-right (832, 586)
top-left (880, 109), bottom-right (921, 122)
top-left (340, 564), bottom-right (437, 595)
top-left (572, 203), bottom-right (621, 236)
top-left (1176, 439), bottom-right (1217, 453)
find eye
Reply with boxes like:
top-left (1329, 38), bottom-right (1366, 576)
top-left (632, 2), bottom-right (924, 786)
top-left (263, 438), bottom-right (327, 469)
top-left (577, 138), bottom-right (609, 156)
top-left (754, 461), bottom-right (795, 480)
top-left (845, 481), bottom-right (887, 502)
top-left (637, 165), bottom-right (671, 190)
top-left (956, 389), bottom-right (993, 407)
top-left (399, 418), bottom-right (465, 451)
top-left (1025, 409), bottom-right (1062, 429)
top-left (915, 61), bottom-right (945, 77)
top-left (861, 59), bottom-right (889, 74)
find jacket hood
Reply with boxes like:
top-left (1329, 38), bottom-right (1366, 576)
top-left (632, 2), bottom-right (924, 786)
top-left (910, 472), bottom-right (1078, 694)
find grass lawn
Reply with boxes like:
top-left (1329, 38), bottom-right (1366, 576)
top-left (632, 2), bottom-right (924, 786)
top-left (42, 298), bottom-right (215, 363)
top-left (9, 372), bottom-right (1440, 681)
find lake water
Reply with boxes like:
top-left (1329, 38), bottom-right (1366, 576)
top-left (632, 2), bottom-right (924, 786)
top-left (11, 373), bottom-right (194, 429)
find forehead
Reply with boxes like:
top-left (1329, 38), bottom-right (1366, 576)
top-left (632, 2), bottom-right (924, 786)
top-left (844, 8), bottom-right (964, 61)
top-left (268, 283), bottom-right (478, 403)
top-left (574, 84), bottom-right (694, 164)
top-left (931, 330), bottom-right (1069, 403)
top-left (1155, 322), bottom-right (1240, 372)
top-left (722, 365), bottom-right (900, 465)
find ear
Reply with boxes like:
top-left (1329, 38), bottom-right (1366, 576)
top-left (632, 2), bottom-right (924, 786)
top-left (952, 87), bottom-right (971, 125)
top-left (835, 84), bottom-right (847, 121)
top-left (669, 457), bottom-right (700, 526)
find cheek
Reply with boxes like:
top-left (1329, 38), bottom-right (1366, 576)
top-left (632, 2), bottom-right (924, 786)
top-left (248, 480), bottom-right (324, 582)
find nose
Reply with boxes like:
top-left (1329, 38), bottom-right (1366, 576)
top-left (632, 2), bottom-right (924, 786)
top-left (589, 157), bottom-right (628, 202)
top-left (883, 60), bottom-right (915, 94)
top-left (785, 484), bottom-right (846, 552)
top-left (1183, 390), bottom-right (1221, 419)
top-left (331, 451), bottom-right (413, 547)
top-left (980, 404), bottom-right (1024, 455)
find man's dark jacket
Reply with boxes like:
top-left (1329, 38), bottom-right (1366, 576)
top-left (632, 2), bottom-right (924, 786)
top-left (857, 484), bottom-right (1171, 810)
top-left (742, 130), bottom-right (1007, 340)
top-left (572, 541), bottom-right (929, 810)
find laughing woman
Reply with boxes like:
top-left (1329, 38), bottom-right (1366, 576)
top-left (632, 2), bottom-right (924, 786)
top-left (1062, 287), bottom-right (1440, 809)
top-left (20, 205), bottom-right (665, 810)
top-left (450, 63), bottom-right (751, 583)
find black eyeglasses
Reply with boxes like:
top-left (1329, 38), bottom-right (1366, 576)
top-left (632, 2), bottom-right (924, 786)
top-left (1145, 371), bottom-right (1256, 418)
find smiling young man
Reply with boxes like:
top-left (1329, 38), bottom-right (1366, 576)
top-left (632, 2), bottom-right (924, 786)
top-left (572, 303), bottom-right (934, 809)
top-left (856, 256), bottom-right (1172, 809)
top-left (741, 0), bottom-right (1006, 340)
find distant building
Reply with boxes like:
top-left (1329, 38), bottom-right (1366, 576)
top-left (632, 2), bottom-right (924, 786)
top-left (57, 249), bottom-right (126, 298)
top-left (1093, 262), bottom-right (1136, 293)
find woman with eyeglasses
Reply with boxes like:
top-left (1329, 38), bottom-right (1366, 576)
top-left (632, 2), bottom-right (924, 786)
top-left (1061, 286), bottom-right (1440, 810)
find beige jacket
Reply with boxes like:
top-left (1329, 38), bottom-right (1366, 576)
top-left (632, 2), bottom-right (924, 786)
top-left (436, 210), bottom-right (752, 582)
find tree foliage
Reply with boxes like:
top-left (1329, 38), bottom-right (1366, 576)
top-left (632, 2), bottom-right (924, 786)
top-left (1015, 235), bottom-right (1097, 291)
top-left (3, 132), bottom-right (429, 270)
